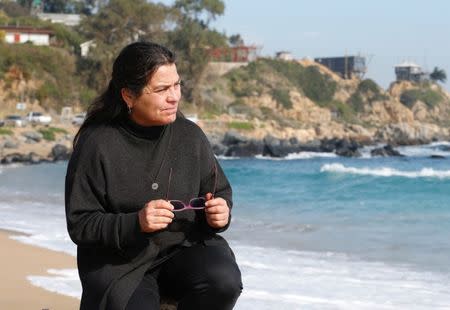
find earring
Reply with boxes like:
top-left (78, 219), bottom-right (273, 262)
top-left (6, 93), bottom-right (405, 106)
top-left (127, 106), bottom-right (132, 114)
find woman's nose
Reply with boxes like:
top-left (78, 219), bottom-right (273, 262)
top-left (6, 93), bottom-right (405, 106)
top-left (167, 86), bottom-right (181, 101)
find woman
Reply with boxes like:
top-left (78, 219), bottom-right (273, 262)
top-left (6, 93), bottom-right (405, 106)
top-left (65, 41), bottom-right (242, 310)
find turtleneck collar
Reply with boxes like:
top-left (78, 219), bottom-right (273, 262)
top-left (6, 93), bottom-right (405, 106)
top-left (119, 116), bottom-right (167, 140)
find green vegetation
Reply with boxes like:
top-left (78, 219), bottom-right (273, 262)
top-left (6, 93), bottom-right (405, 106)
top-left (0, 128), bottom-right (13, 135)
top-left (226, 58), bottom-right (337, 104)
top-left (0, 43), bottom-right (83, 108)
top-left (38, 127), bottom-right (68, 141)
top-left (400, 88), bottom-right (444, 108)
top-left (263, 59), bottom-right (337, 103)
top-left (348, 79), bottom-right (388, 112)
top-left (0, 0), bottom-right (230, 110)
top-left (430, 67), bottom-right (447, 83)
top-left (271, 88), bottom-right (293, 109)
top-left (227, 121), bottom-right (254, 130)
top-left (315, 100), bottom-right (357, 123)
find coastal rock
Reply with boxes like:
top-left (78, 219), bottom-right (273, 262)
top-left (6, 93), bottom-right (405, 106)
top-left (3, 139), bottom-right (19, 149)
top-left (24, 152), bottom-right (43, 164)
top-left (438, 145), bottom-right (450, 152)
top-left (370, 145), bottom-right (404, 157)
top-left (22, 131), bottom-right (43, 143)
top-left (429, 155), bottom-right (446, 159)
top-left (262, 135), bottom-right (289, 157)
top-left (211, 143), bottom-right (227, 156)
top-left (375, 122), bottom-right (446, 145)
top-left (225, 140), bottom-right (264, 157)
top-left (297, 140), bottom-right (323, 153)
top-left (363, 99), bottom-right (414, 125)
top-left (222, 130), bottom-right (248, 146)
top-left (51, 144), bottom-right (71, 161)
top-left (1, 152), bottom-right (26, 164)
top-left (334, 139), bottom-right (362, 157)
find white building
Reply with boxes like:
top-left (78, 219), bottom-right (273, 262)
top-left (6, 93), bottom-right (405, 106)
top-left (275, 51), bottom-right (294, 61)
top-left (37, 13), bottom-right (81, 27)
top-left (395, 62), bottom-right (426, 83)
top-left (0, 26), bottom-right (54, 46)
top-left (80, 39), bottom-right (96, 57)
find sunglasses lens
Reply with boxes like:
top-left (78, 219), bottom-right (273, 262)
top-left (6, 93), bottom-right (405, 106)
top-left (170, 201), bottom-right (185, 211)
top-left (190, 197), bottom-right (206, 209)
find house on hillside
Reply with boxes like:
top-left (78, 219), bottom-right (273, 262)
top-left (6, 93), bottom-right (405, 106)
top-left (209, 45), bottom-right (260, 62)
top-left (37, 13), bottom-right (81, 26)
top-left (80, 40), bottom-right (96, 57)
top-left (314, 56), bottom-right (367, 79)
top-left (275, 51), bottom-right (293, 61)
top-left (0, 26), bottom-right (54, 46)
top-left (394, 62), bottom-right (426, 83)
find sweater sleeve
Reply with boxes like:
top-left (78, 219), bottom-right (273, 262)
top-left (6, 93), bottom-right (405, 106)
top-left (65, 132), bottom-right (145, 250)
top-left (198, 132), bottom-right (233, 233)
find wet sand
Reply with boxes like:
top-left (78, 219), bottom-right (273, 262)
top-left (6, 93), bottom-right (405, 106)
top-left (0, 229), bottom-right (79, 309)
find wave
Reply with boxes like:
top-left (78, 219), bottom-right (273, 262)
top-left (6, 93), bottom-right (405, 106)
top-left (230, 243), bottom-right (450, 310)
top-left (216, 155), bottom-right (241, 160)
top-left (320, 163), bottom-right (450, 179)
top-left (255, 152), bottom-right (337, 160)
top-left (28, 269), bottom-right (81, 299)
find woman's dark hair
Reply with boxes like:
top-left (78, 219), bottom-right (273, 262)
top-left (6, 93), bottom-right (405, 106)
top-left (73, 41), bottom-right (176, 146)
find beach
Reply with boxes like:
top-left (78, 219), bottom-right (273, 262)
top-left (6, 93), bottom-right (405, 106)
top-left (1, 146), bottom-right (450, 309)
top-left (0, 229), bottom-right (79, 309)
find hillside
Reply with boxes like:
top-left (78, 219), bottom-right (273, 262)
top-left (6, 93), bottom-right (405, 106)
top-left (195, 59), bottom-right (450, 145)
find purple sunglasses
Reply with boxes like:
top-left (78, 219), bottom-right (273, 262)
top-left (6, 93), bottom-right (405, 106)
top-left (165, 164), bottom-right (217, 212)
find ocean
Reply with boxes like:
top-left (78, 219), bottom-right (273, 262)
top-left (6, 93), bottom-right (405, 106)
top-left (1, 142), bottom-right (450, 309)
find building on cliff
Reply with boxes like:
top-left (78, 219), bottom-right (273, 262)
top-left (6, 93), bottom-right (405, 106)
top-left (394, 62), bottom-right (427, 83)
top-left (275, 51), bottom-right (294, 61)
top-left (208, 45), bottom-right (260, 62)
top-left (0, 26), bottom-right (54, 46)
top-left (314, 56), bottom-right (367, 79)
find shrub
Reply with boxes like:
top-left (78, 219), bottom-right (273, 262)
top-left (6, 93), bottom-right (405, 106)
top-left (332, 101), bottom-right (356, 123)
top-left (228, 121), bottom-right (254, 130)
top-left (0, 128), bottom-right (13, 135)
top-left (299, 66), bottom-right (336, 103)
top-left (358, 79), bottom-right (379, 94)
top-left (225, 58), bottom-right (337, 104)
top-left (400, 88), bottom-right (443, 108)
top-left (348, 93), bottom-right (365, 112)
top-left (38, 127), bottom-right (68, 141)
top-left (347, 79), bottom-right (388, 111)
top-left (271, 88), bottom-right (293, 109)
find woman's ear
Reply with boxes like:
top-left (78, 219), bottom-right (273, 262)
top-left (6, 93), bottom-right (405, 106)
top-left (121, 88), bottom-right (135, 109)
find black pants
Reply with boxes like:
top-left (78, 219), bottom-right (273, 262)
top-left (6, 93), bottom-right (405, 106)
top-left (125, 244), bottom-right (243, 310)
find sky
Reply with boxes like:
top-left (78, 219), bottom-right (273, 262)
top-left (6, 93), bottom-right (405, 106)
top-left (159, 0), bottom-right (450, 91)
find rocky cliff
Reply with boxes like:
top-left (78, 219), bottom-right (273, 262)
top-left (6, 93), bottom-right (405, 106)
top-left (196, 59), bottom-right (450, 146)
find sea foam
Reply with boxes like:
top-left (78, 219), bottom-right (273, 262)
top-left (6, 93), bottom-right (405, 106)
top-left (28, 269), bottom-right (81, 299)
top-left (320, 163), bottom-right (450, 179)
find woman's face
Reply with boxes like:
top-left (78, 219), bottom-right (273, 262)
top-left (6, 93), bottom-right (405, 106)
top-left (125, 63), bottom-right (181, 126)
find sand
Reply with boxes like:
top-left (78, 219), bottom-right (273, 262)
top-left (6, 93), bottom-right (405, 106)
top-left (0, 229), bottom-right (80, 309)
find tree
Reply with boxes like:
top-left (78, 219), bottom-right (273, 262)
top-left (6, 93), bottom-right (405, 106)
top-left (0, 1), bottom-right (30, 17)
top-left (169, 0), bottom-right (227, 102)
top-left (174, 0), bottom-right (224, 26)
top-left (229, 34), bottom-right (243, 47)
top-left (430, 67), bottom-right (447, 83)
top-left (77, 0), bottom-right (171, 90)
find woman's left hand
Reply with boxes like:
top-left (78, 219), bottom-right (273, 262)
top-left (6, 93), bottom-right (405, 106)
top-left (204, 193), bottom-right (230, 229)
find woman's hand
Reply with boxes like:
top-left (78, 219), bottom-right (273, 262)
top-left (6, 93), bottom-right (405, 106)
top-left (204, 193), bottom-right (230, 229)
top-left (138, 199), bottom-right (174, 233)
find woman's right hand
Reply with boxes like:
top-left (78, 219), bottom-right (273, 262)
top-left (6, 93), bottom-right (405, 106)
top-left (138, 200), bottom-right (174, 233)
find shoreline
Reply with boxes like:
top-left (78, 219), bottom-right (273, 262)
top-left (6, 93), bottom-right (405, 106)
top-left (0, 228), bottom-right (79, 309)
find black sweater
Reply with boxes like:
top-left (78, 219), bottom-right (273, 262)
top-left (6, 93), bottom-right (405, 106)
top-left (65, 116), bottom-right (233, 310)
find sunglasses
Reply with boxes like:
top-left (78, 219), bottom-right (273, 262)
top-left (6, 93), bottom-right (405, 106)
top-left (165, 164), bottom-right (217, 212)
